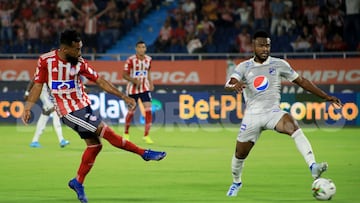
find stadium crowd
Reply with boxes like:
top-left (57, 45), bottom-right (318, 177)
top-left (0, 0), bottom-right (359, 54)
top-left (152, 0), bottom-right (360, 53)
top-left (0, 0), bottom-right (161, 54)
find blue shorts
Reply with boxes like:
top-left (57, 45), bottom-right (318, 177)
top-left (61, 105), bottom-right (102, 139)
top-left (129, 91), bottom-right (152, 103)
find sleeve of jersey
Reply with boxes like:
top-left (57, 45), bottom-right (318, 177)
top-left (229, 64), bottom-right (243, 81)
top-left (81, 62), bottom-right (99, 82)
top-left (34, 57), bottom-right (48, 83)
top-left (280, 60), bottom-right (299, 82)
top-left (124, 59), bottom-right (131, 74)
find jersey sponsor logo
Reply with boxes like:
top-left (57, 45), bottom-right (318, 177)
top-left (51, 80), bottom-right (75, 90)
top-left (134, 70), bottom-right (148, 77)
top-left (253, 75), bottom-right (269, 91)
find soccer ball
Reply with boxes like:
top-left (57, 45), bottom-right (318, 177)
top-left (312, 178), bottom-right (336, 200)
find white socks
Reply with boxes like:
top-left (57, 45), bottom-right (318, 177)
top-left (32, 113), bottom-right (64, 143)
top-left (32, 114), bottom-right (49, 142)
top-left (231, 155), bottom-right (245, 183)
top-left (291, 129), bottom-right (316, 167)
top-left (52, 113), bottom-right (65, 142)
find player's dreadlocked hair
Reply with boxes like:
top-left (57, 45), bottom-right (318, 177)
top-left (60, 29), bottom-right (81, 46)
top-left (253, 30), bottom-right (270, 39)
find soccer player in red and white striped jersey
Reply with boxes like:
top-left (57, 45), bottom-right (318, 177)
top-left (22, 30), bottom-right (166, 203)
top-left (123, 41), bottom-right (155, 144)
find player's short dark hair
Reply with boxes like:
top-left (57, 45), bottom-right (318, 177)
top-left (253, 30), bottom-right (270, 39)
top-left (60, 29), bottom-right (81, 46)
top-left (136, 40), bottom-right (146, 46)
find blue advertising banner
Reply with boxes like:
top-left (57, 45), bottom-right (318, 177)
top-left (1, 92), bottom-right (359, 127)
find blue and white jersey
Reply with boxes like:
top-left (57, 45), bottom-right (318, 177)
top-left (230, 56), bottom-right (299, 113)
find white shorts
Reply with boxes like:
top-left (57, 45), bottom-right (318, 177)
top-left (237, 108), bottom-right (287, 143)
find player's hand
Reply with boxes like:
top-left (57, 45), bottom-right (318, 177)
top-left (325, 95), bottom-right (343, 108)
top-left (231, 81), bottom-right (246, 93)
top-left (124, 97), bottom-right (136, 110)
top-left (22, 109), bottom-right (31, 125)
top-left (149, 83), bottom-right (154, 91)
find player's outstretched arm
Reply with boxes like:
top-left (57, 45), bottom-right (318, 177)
top-left (96, 77), bottom-right (136, 110)
top-left (22, 82), bottom-right (43, 124)
top-left (292, 76), bottom-right (343, 107)
top-left (225, 78), bottom-right (246, 93)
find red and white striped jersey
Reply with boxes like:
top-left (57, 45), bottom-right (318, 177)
top-left (124, 54), bottom-right (152, 95)
top-left (34, 50), bottom-right (99, 116)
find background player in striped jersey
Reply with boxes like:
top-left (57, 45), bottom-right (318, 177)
top-left (24, 79), bottom-right (70, 148)
top-left (22, 29), bottom-right (166, 203)
top-left (123, 41), bottom-right (155, 144)
top-left (224, 30), bottom-right (342, 197)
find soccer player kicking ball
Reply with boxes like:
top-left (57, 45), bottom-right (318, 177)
top-left (224, 30), bottom-right (342, 197)
top-left (22, 29), bottom-right (166, 203)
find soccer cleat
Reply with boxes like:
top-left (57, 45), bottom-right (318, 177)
top-left (60, 139), bottom-right (70, 148)
top-left (142, 149), bottom-right (166, 161)
top-left (226, 182), bottom-right (242, 197)
top-left (311, 162), bottom-right (328, 179)
top-left (124, 133), bottom-right (130, 141)
top-left (30, 141), bottom-right (41, 148)
top-left (143, 136), bottom-right (154, 144)
top-left (68, 178), bottom-right (88, 203)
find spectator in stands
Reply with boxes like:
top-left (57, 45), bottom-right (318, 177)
top-left (270, 0), bottom-right (286, 35)
top-left (184, 12), bottom-right (198, 37)
top-left (72, 1), bottom-right (116, 53)
top-left (172, 20), bottom-right (187, 42)
top-left (235, 26), bottom-right (253, 53)
top-left (187, 33), bottom-right (203, 53)
top-left (276, 12), bottom-right (296, 35)
top-left (25, 16), bottom-right (41, 53)
top-left (234, 1), bottom-right (252, 28)
top-left (0, 1), bottom-right (18, 44)
top-left (156, 18), bottom-right (173, 52)
top-left (344, 0), bottom-right (360, 50)
top-left (291, 25), bottom-right (313, 52)
top-left (57, 0), bottom-right (74, 15)
top-left (303, 0), bottom-right (320, 27)
top-left (313, 17), bottom-right (327, 52)
top-left (253, 0), bottom-right (269, 31)
top-left (218, 0), bottom-right (236, 27)
top-left (181, 0), bottom-right (196, 14)
top-left (202, 0), bottom-right (218, 22)
top-left (325, 33), bottom-right (347, 51)
top-left (197, 16), bottom-right (215, 37)
top-left (81, 0), bottom-right (98, 14)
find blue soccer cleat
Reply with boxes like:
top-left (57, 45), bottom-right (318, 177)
top-left (68, 178), bottom-right (88, 203)
top-left (226, 182), bottom-right (242, 197)
top-left (30, 141), bottom-right (41, 148)
top-left (142, 149), bottom-right (166, 161)
top-left (60, 139), bottom-right (70, 148)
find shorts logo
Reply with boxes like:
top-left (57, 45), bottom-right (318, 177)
top-left (51, 80), bottom-right (75, 90)
top-left (253, 75), bottom-right (269, 91)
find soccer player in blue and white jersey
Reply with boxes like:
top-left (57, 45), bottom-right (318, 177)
top-left (225, 30), bottom-right (342, 196)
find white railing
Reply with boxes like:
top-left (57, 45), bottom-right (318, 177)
top-left (0, 52), bottom-right (358, 61)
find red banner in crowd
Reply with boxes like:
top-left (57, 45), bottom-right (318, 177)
top-left (0, 58), bottom-right (359, 85)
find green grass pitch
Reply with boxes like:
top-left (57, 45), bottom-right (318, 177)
top-left (0, 124), bottom-right (359, 203)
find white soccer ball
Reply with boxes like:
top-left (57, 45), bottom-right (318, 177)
top-left (312, 178), bottom-right (336, 200)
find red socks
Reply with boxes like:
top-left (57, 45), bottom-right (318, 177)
top-left (124, 111), bottom-right (134, 134)
top-left (144, 110), bottom-right (152, 136)
top-left (77, 144), bottom-right (102, 184)
top-left (101, 125), bottom-right (145, 155)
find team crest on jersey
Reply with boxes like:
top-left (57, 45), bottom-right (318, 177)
top-left (51, 80), bottom-right (75, 90)
top-left (269, 67), bottom-right (276, 75)
top-left (253, 75), bottom-right (269, 91)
